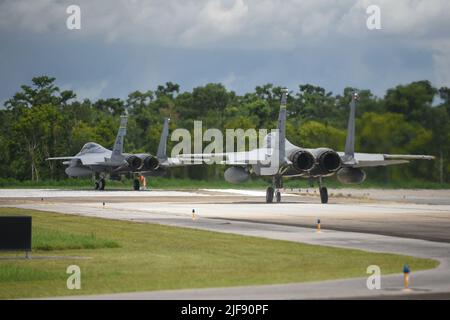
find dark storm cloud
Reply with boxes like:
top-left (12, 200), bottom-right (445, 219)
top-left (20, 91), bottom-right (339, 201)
top-left (0, 0), bottom-right (449, 104)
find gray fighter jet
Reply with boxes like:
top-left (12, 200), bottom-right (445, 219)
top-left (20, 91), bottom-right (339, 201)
top-left (47, 115), bottom-right (186, 190)
top-left (177, 89), bottom-right (434, 203)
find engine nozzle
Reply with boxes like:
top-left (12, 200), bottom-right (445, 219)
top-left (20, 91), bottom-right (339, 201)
top-left (317, 150), bottom-right (341, 173)
top-left (290, 150), bottom-right (315, 172)
top-left (126, 155), bottom-right (143, 171)
top-left (142, 155), bottom-right (160, 171)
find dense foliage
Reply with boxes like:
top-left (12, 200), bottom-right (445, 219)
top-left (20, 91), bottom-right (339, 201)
top-left (1, 76), bottom-right (449, 184)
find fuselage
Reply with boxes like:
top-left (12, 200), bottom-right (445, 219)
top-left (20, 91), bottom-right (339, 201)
top-left (250, 133), bottom-right (342, 178)
top-left (64, 142), bottom-right (133, 177)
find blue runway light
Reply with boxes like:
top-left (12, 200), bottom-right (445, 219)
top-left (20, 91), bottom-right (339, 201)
top-left (403, 264), bottom-right (410, 274)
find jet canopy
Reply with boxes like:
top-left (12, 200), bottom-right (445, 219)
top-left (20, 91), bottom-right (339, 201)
top-left (79, 142), bottom-right (107, 155)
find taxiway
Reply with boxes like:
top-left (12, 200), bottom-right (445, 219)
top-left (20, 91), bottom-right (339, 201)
top-left (1, 188), bottom-right (450, 299)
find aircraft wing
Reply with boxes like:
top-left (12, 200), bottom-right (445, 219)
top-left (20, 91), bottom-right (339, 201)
top-left (339, 152), bottom-right (434, 168)
top-left (47, 153), bottom-right (121, 167)
top-left (337, 93), bottom-right (435, 169)
top-left (175, 148), bottom-right (272, 165)
top-left (47, 156), bottom-right (81, 161)
top-left (159, 157), bottom-right (207, 167)
top-left (155, 117), bottom-right (253, 167)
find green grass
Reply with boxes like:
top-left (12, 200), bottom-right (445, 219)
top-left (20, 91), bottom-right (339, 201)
top-left (32, 227), bottom-right (119, 251)
top-left (0, 265), bottom-right (67, 283)
top-left (0, 207), bottom-right (439, 299)
top-left (1, 177), bottom-right (449, 190)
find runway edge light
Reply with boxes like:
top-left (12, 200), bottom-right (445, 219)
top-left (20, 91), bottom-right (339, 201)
top-left (317, 218), bottom-right (321, 233)
top-left (403, 263), bottom-right (410, 290)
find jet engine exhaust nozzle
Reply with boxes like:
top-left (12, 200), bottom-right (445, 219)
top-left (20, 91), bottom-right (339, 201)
top-left (290, 150), bottom-right (315, 172)
top-left (318, 150), bottom-right (341, 173)
top-left (126, 155), bottom-right (143, 171)
top-left (142, 155), bottom-right (160, 171)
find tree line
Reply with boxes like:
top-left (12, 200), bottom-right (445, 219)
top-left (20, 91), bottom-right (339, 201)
top-left (0, 76), bottom-right (449, 184)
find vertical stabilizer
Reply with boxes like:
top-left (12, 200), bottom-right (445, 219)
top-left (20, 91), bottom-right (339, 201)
top-left (157, 118), bottom-right (170, 160)
top-left (277, 88), bottom-right (288, 165)
top-left (344, 92), bottom-right (358, 161)
top-left (111, 115), bottom-right (128, 160)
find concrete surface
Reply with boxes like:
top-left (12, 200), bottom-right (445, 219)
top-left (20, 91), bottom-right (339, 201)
top-left (3, 187), bottom-right (448, 242)
top-left (1, 188), bottom-right (450, 299)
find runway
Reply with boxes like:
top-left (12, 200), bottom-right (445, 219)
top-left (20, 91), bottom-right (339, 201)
top-left (1, 188), bottom-right (450, 299)
top-left (2, 188), bottom-right (450, 242)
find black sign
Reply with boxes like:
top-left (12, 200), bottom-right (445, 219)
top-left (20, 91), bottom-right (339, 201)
top-left (0, 216), bottom-right (32, 251)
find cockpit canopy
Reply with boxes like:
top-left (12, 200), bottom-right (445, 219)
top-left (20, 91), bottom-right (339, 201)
top-left (78, 142), bottom-right (107, 155)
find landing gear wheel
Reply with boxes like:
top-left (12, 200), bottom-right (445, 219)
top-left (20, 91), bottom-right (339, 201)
top-left (276, 191), bottom-right (281, 203)
top-left (133, 179), bottom-right (140, 191)
top-left (266, 187), bottom-right (274, 203)
top-left (320, 187), bottom-right (328, 204)
top-left (99, 178), bottom-right (106, 191)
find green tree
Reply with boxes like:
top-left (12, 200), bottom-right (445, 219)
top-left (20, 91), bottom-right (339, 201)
top-left (295, 121), bottom-right (346, 150)
top-left (0, 76), bottom-right (447, 184)
top-left (12, 104), bottom-right (62, 181)
top-left (384, 80), bottom-right (436, 123)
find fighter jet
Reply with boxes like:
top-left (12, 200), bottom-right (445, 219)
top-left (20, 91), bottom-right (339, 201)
top-left (47, 115), bottom-right (187, 190)
top-left (177, 89), bottom-right (434, 203)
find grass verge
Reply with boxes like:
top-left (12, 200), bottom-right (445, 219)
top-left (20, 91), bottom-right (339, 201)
top-left (33, 227), bottom-right (119, 251)
top-left (0, 207), bottom-right (439, 299)
top-left (1, 177), bottom-right (449, 190)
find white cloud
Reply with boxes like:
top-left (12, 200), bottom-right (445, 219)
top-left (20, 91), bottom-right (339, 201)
top-left (0, 0), bottom-right (65, 32)
top-left (2, 0), bottom-right (449, 47)
top-left (179, 0), bottom-right (249, 46)
top-left (1, 0), bottom-right (449, 89)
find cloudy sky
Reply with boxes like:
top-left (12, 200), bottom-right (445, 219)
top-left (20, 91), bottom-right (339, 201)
top-left (0, 0), bottom-right (449, 103)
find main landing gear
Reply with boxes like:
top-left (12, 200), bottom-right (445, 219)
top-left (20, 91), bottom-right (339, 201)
top-left (133, 178), bottom-right (140, 191)
top-left (265, 176), bottom-right (329, 204)
top-left (93, 174), bottom-right (142, 191)
top-left (94, 175), bottom-right (106, 191)
top-left (318, 177), bottom-right (328, 204)
top-left (132, 173), bottom-right (146, 191)
top-left (266, 176), bottom-right (282, 203)
top-left (266, 186), bottom-right (274, 203)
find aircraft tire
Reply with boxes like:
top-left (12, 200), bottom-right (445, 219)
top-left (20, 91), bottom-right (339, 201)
top-left (133, 179), bottom-right (140, 191)
top-left (276, 191), bottom-right (281, 203)
top-left (266, 187), bottom-right (274, 203)
top-left (320, 187), bottom-right (328, 204)
top-left (99, 178), bottom-right (105, 191)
